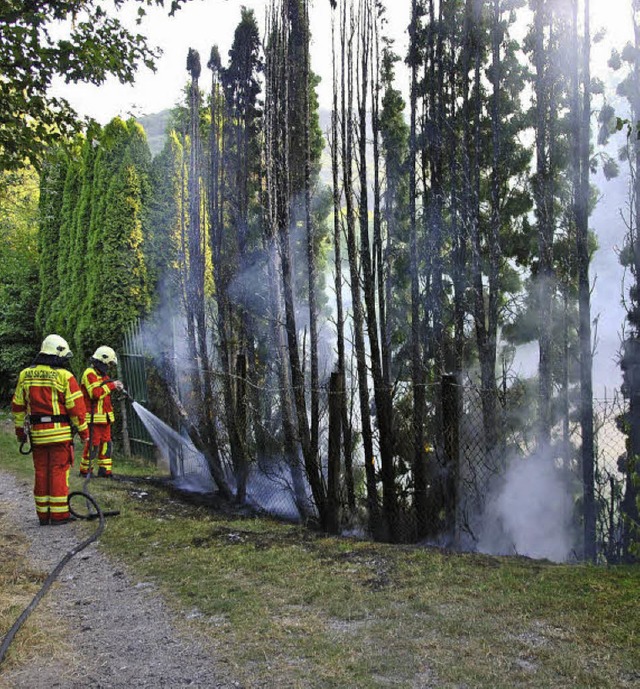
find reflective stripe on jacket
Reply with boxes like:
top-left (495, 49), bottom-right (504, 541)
top-left (12, 365), bottom-right (88, 445)
top-left (81, 367), bottom-right (116, 424)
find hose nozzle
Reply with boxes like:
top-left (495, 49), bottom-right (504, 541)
top-left (108, 378), bottom-right (133, 402)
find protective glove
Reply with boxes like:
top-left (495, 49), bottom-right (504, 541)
top-left (15, 428), bottom-right (26, 444)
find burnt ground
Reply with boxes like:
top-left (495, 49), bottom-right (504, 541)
top-left (0, 468), bottom-right (241, 689)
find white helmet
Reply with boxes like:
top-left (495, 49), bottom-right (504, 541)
top-left (92, 345), bottom-right (117, 366)
top-left (40, 334), bottom-right (72, 358)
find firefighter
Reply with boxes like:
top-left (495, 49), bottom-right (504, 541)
top-left (80, 345), bottom-right (123, 478)
top-left (11, 334), bottom-right (89, 526)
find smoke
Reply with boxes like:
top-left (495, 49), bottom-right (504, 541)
top-left (128, 282), bottom-right (193, 379)
top-left (226, 250), bottom-right (272, 319)
top-left (590, 162), bottom-right (629, 397)
top-left (476, 449), bottom-right (576, 562)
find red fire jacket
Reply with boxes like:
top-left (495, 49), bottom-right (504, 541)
top-left (81, 366), bottom-right (117, 424)
top-left (12, 364), bottom-right (88, 444)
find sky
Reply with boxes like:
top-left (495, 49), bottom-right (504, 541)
top-left (51, 0), bottom-right (636, 395)
top-left (51, 0), bottom-right (633, 122)
top-left (52, 0), bottom-right (398, 119)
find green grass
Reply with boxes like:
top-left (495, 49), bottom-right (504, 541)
top-left (93, 476), bottom-right (640, 688)
top-left (0, 411), bottom-right (36, 480)
top-left (1, 413), bottom-right (639, 687)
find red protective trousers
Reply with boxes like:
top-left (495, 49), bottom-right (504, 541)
top-left (32, 442), bottom-right (73, 524)
top-left (80, 424), bottom-right (112, 476)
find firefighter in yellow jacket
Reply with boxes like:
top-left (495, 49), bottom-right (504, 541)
top-left (12, 334), bottom-right (90, 525)
top-left (80, 346), bottom-right (123, 478)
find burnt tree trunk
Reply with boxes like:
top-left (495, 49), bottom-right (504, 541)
top-left (357, 0), bottom-right (398, 541)
top-left (326, 371), bottom-right (344, 534)
top-left (408, 0), bottom-right (428, 538)
top-left (575, 0), bottom-right (596, 562)
top-left (340, 0), bottom-right (380, 534)
top-left (330, 7), bottom-right (355, 511)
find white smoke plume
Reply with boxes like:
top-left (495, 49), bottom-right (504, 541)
top-left (476, 449), bottom-right (576, 562)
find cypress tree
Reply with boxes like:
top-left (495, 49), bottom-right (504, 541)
top-left (64, 128), bottom-right (101, 335)
top-left (76, 118), bottom-right (152, 358)
top-left (49, 148), bottom-right (82, 333)
top-left (36, 147), bottom-right (69, 335)
top-left (0, 167), bottom-right (40, 399)
top-left (614, 0), bottom-right (640, 561)
top-left (148, 130), bottom-right (184, 302)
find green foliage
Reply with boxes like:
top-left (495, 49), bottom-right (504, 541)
top-left (219, 5), bottom-right (265, 277)
top-left (223, 7), bottom-right (263, 126)
top-left (91, 164), bottom-right (149, 342)
top-left (75, 118), bottom-right (152, 360)
top-left (0, 1), bottom-right (191, 171)
top-left (615, 117), bottom-right (640, 141)
top-left (614, 19), bottom-right (640, 562)
top-left (31, 117), bottom-right (153, 370)
top-left (380, 41), bottom-right (411, 372)
top-left (403, 0), bottom-right (532, 378)
top-left (0, 169), bottom-right (40, 401)
top-left (148, 131), bottom-right (184, 302)
top-left (64, 131), bottom-right (101, 335)
top-left (49, 149), bottom-right (83, 333)
top-left (35, 147), bottom-right (70, 335)
top-left (598, 104), bottom-right (618, 147)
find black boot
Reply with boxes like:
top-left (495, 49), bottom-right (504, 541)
top-left (50, 516), bottom-right (77, 525)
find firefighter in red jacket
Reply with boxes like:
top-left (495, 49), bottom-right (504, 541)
top-left (80, 345), bottom-right (123, 478)
top-left (11, 334), bottom-right (89, 526)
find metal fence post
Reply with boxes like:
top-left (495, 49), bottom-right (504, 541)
top-left (327, 371), bottom-right (343, 534)
top-left (442, 373), bottom-right (460, 545)
top-left (120, 396), bottom-right (132, 459)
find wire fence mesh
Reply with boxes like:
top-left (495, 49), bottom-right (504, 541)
top-left (117, 316), bottom-right (635, 563)
top-left (119, 352), bottom-right (634, 561)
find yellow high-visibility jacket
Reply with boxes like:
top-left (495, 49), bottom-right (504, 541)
top-left (81, 366), bottom-right (116, 424)
top-left (12, 365), bottom-right (88, 445)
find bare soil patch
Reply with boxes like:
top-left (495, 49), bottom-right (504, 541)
top-left (0, 469), bottom-right (240, 689)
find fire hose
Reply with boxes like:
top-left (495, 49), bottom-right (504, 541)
top-left (0, 393), bottom-right (134, 666)
top-left (0, 492), bottom-right (105, 666)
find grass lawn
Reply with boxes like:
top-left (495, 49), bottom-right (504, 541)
top-left (1, 412), bottom-right (638, 688)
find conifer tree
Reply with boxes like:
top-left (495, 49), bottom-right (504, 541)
top-left (571, 0), bottom-right (596, 562)
top-left (614, 0), bottom-right (640, 561)
top-left (329, 3), bottom-right (355, 511)
top-left (379, 39), bottom-right (409, 382)
top-left (36, 147), bottom-right (69, 335)
top-left (264, 0), bottom-right (328, 521)
top-left (206, 8), bottom-right (264, 503)
top-left (63, 128), bottom-right (101, 335)
top-left (75, 118), bottom-right (152, 358)
top-left (149, 131), bottom-right (184, 301)
top-left (49, 144), bottom-right (83, 333)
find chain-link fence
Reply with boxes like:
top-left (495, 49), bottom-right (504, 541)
top-left (118, 327), bottom-right (635, 563)
top-left (453, 386), bottom-right (630, 562)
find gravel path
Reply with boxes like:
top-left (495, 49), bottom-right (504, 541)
top-left (0, 469), bottom-right (239, 689)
